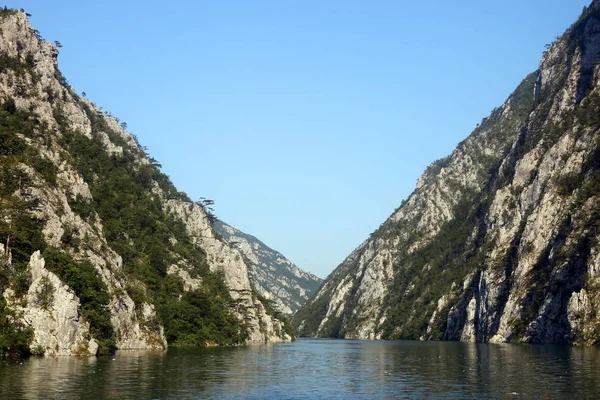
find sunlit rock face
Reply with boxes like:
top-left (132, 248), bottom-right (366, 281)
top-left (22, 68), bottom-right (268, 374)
top-left (214, 220), bottom-right (322, 315)
top-left (296, 3), bottom-right (600, 345)
top-left (163, 201), bottom-right (293, 344)
top-left (0, 10), bottom-right (290, 355)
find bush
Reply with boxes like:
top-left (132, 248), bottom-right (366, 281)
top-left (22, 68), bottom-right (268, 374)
top-left (35, 276), bottom-right (54, 309)
top-left (158, 280), bottom-right (248, 347)
top-left (0, 7), bottom-right (17, 18)
top-left (0, 295), bottom-right (34, 357)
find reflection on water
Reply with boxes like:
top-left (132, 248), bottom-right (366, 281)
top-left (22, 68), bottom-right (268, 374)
top-left (1, 339), bottom-right (600, 399)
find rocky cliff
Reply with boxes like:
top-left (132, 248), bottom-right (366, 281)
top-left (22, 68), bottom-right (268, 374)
top-left (295, 1), bottom-right (600, 345)
top-left (0, 9), bottom-right (290, 356)
top-left (214, 220), bottom-right (321, 315)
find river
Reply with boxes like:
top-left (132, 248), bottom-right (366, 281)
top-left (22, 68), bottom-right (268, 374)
top-left (1, 339), bottom-right (600, 399)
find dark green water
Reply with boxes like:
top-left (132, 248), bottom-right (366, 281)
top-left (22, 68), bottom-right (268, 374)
top-left (1, 339), bottom-right (600, 399)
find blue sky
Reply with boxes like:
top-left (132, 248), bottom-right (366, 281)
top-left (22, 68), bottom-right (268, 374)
top-left (7, 1), bottom-right (590, 278)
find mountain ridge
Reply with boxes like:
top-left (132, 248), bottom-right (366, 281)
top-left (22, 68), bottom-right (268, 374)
top-left (295, 2), bottom-right (600, 345)
top-left (0, 9), bottom-right (291, 356)
top-left (214, 220), bottom-right (322, 315)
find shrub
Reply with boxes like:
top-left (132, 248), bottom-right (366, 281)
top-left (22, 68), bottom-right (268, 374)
top-left (35, 276), bottom-right (54, 309)
top-left (0, 295), bottom-right (34, 357)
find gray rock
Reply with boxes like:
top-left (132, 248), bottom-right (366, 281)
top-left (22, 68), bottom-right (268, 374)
top-left (0, 10), bottom-right (290, 353)
top-left (297, 4), bottom-right (600, 345)
top-left (214, 220), bottom-right (322, 315)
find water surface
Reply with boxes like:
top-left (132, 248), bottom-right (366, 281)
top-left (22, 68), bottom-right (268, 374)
top-left (1, 339), bottom-right (600, 399)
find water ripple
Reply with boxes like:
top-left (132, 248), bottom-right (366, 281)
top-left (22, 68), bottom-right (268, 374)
top-left (1, 339), bottom-right (600, 399)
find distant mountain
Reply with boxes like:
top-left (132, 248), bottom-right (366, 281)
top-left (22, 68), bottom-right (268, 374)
top-left (214, 221), bottom-right (322, 314)
top-left (295, 1), bottom-right (600, 345)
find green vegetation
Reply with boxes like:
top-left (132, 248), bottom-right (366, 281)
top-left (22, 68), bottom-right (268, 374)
top-left (374, 62), bottom-right (598, 342)
top-left (0, 99), bottom-right (48, 356)
top-left (357, 74), bottom-right (537, 340)
top-left (509, 71), bottom-right (538, 120)
top-left (294, 60), bottom-right (542, 341)
top-left (160, 274), bottom-right (248, 346)
top-left (0, 52), bottom-right (38, 83)
top-left (35, 276), bottom-right (54, 309)
top-left (0, 7), bottom-right (17, 18)
top-left (0, 98), bottom-right (47, 291)
top-left (380, 193), bottom-right (488, 340)
top-left (0, 296), bottom-right (33, 357)
top-left (296, 14), bottom-right (600, 342)
top-left (253, 289), bottom-right (295, 339)
top-left (213, 220), bottom-right (322, 316)
top-left (293, 283), bottom-right (335, 337)
top-left (57, 98), bottom-right (249, 347)
top-left (0, 39), bottom-right (252, 355)
top-left (43, 248), bottom-right (116, 354)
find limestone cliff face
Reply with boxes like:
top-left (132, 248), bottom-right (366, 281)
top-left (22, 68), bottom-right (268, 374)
top-left (0, 10), bottom-right (289, 355)
top-left (214, 220), bottom-right (322, 315)
top-left (163, 201), bottom-right (292, 343)
top-left (296, 2), bottom-right (600, 345)
top-left (4, 251), bottom-right (100, 356)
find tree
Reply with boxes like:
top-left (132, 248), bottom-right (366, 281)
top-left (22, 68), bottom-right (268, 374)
top-left (54, 40), bottom-right (63, 48)
top-left (196, 198), bottom-right (218, 225)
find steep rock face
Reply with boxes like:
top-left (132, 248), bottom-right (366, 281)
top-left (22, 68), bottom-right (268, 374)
top-left (4, 251), bottom-right (99, 356)
top-left (0, 10), bottom-right (289, 355)
top-left (296, 2), bottom-right (600, 345)
top-left (0, 11), bottom-right (166, 354)
top-left (163, 201), bottom-right (292, 343)
top-left (214, 220), bottom-right (322, 315)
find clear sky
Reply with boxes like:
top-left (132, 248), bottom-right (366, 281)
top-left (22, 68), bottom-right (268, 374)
top-left (7, 1), bottom-right (591, 278)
